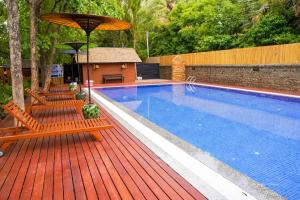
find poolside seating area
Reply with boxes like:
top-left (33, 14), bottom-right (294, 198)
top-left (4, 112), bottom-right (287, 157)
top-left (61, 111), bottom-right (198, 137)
top-left (0, 85), bottom-right (206, 200)
top-left (25, 88), bottom-right (84, 113)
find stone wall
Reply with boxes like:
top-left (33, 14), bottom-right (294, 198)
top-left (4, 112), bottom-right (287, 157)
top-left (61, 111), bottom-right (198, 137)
top-left (159, 64), bottom-right (300, 91)
top-left (159, 66), bottom-right (171, 79)
top-left (185, 65), bottom-right (300, 91)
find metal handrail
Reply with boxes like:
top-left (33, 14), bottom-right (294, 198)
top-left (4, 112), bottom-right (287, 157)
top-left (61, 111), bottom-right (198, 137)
top-left (186, 76), bottom-right (196, 84)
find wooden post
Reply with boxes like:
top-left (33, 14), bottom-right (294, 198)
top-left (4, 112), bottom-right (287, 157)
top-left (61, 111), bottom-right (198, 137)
top-left (171, 55), bottom-right (185, 81)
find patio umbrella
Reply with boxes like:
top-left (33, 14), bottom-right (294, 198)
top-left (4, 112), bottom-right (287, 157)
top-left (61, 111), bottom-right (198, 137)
top-left (40, 13), bottom-right (131, 103)
top-left (64, 42), bottom-right (86, 91)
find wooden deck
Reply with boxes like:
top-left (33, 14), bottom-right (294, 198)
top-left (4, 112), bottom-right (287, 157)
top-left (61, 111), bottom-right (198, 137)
top-left (0, 106), bottom-right (206, 200)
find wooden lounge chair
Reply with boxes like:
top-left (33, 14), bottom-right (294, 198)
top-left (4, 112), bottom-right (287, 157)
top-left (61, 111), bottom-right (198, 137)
top-left (38, 84), bottom-right (76, 99)
top-left (39, 90), bottom-right (76, 98)
top-left (25, 88), bottom-right (84, 113)
top-left (0, 101), bottom-right (113, 157)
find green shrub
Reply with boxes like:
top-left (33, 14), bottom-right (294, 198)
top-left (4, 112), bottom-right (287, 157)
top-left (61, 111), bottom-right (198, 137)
top-left (82, 103), bottom-right (100, 119)
top-left (0, 81), bottom-right (12, 119)
top-left (0, 77), bottom-right (30, 119)
top-left (69, 82), bottom-right (78, 91)
top-left (75, 91), bottom-right (86, 100)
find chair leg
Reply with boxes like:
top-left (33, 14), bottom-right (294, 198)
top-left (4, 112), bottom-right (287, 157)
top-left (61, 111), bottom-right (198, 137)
top-left (76, 106), bottom-right (82, 113)
top-left (25, 105), bottom-right (32, 113)
top-left (0, 141), bottom-right (14, 156)
top-left (90, 131), bottom-right (103, 141)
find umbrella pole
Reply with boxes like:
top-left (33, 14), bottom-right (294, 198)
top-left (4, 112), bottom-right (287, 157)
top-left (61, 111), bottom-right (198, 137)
top-left (86, 32), bottom-right (91, 104)
top-left (71, 55), bottom-right (74, 81)
top-left (76, 49), bottom-right (81, 92)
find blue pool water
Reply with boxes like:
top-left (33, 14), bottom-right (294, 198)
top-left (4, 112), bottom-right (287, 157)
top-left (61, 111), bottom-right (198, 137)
top-left (97, 84), bottom-right (300, 199)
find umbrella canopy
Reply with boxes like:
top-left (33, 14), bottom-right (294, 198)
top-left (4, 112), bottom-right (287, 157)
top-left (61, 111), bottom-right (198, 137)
top-left (64, 42), bottom-right (86, 51)
top-left (41, 13), bottom-right (131, 104)
top-left (41, 13), bottom-right (131, 34)
top-left (59, 49), bottom-right (77, 54)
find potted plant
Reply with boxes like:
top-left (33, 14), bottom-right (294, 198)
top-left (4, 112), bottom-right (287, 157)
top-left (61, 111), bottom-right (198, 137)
top-left (82, 103), bottom-right (100, 119)
top-left (69, 82), bottom-right (78, 91)
top-left (75, 91), bottom-right (86, 100)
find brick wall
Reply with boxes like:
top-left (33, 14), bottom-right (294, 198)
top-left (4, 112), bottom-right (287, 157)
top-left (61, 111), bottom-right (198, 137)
top-left (160, 64), bottom-right (300, 91)
top-left (82, 63), bottom-right (136, 84)
top-left (171, 55), bottom-right (185, 81)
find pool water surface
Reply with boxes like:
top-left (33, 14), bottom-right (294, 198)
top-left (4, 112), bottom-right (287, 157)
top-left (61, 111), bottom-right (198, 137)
top-left (97, 84), bottom-right (300, 199)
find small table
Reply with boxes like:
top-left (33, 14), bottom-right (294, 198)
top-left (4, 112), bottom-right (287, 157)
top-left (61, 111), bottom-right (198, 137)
top-left (103, 74), bottom-right (124, 84)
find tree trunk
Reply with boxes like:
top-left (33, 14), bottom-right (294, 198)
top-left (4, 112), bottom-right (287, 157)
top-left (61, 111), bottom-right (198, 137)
top-left (7, 0), bottom-right (25, 124)
top-left (42, 36), bottom-right (58, 92)
top-left (29, 1), bottom-right (39, 97)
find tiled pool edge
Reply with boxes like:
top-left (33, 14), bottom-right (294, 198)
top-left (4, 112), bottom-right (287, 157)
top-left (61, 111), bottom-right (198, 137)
top-left (89, 88), bottom-right (283, 200)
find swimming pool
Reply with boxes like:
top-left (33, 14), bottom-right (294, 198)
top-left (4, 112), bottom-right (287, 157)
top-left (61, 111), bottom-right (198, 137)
top-left (96, 84), bottom-right (300, 199)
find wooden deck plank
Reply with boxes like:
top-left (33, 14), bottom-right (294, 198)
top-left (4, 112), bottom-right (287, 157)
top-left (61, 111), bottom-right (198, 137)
top-left (7, 139), bottom-right (38, 200)
top-left (0, 140), bottom-right (31, 200)
top-left (0, 140), bottom-right (25, 190)
top-left (0, 102), bottom-right (206, 200)
top-left (103, 128), bottom-right (180, 200)
top-left (53, 135), bottom-right (64, 200)
top-left (100, 110), bottom-right (192, 199)
top-left (51, 106), bottom-right (64, 200)
top-left (93, 136), bottom-right (134, 200)
top-left (31, 109), bottom-right (52, 199)
top-left (60, 132), bottom-right (75, 199)
top-left (7, 108), bottom-right (46, 200)
top-left (31, 136), bottom-right (49, 199)
top-left (71, 111), bottom-right (111, 200)
top-left (101, 130), bottom-right (161, 200)
top-left (84, 134), bottom-right (122, 200)
top-left (18, 110), bottom-right (47, 200)
top-left (100, 133), bottom-right (148, 200)
top-left (103, 109), bottom-right (207, 200)
top-left (0, 143), bottom-right (16, 171)
top-left (78, 134), bottom-right (111, 200)
top-left (41, 108), bottom-right (56, 200)
top-left (64, 108), bottom-right (87, 200)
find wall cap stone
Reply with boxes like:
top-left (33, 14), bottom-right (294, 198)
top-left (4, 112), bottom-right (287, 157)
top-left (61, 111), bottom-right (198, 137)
top-left (186, 64), bottom-right (300, 68)
top-left (160, 64), bottom-right (300, 68)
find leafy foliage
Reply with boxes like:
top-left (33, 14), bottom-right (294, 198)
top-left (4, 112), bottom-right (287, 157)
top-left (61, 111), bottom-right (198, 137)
top-left (150, 0), bottom-right (300, 56)
top-left (75, 91), bottom-right (86, 100)
top-left (82, 103), bottom-right (100, 119)
top-left (1, 0), bottom-right (300, 64)
top-left (0, 77), bottom-right (31, 119)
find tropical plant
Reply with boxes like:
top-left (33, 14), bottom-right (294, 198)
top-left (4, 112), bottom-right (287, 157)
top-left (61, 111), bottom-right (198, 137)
top-left (69, 82), bottom-right (78, 91)
top-left (82, 103), bottom-right (100, 119)
top-left (0, 81), bottom-right (12, 119)
top-left (75, 91), bottom-right (86, 100)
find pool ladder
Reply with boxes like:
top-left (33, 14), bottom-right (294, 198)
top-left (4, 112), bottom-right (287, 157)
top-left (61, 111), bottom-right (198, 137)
top-left (186, 76), bottom-right (196, 93)
top-left (186, 76), bottom-right (196, 84)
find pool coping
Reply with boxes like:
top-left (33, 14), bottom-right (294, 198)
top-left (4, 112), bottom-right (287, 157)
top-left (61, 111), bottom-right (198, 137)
top-left (87, 83), bottom-right (286, 200)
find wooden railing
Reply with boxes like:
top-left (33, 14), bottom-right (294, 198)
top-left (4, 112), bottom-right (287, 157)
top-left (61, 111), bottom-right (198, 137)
top-left (146, 43), bottom-right (300, 66)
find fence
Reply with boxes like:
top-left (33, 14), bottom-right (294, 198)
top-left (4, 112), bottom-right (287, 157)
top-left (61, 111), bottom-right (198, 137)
top-left (146, 43), bottom-right (300, 66)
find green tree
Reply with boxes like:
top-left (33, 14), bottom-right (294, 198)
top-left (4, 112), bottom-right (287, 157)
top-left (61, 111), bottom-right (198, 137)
top-left (150, 0), bottom-right (243, 55)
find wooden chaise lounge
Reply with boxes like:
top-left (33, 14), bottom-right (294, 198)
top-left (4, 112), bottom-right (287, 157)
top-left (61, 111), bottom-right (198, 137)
top-left (39, 90), bottom-right (76, 98)
top-left (38, 84), bottom-right (76, 99)
top-left (25, 88), bottom-right (84, 113)
top-left (0, 101), bottom-right (113, 157)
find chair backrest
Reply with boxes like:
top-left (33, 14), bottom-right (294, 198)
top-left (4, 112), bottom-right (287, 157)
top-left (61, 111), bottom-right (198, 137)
top-left (3, 101), bottom-right (42, 131)
top-left (25, 88), bottom-right (49, 105)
